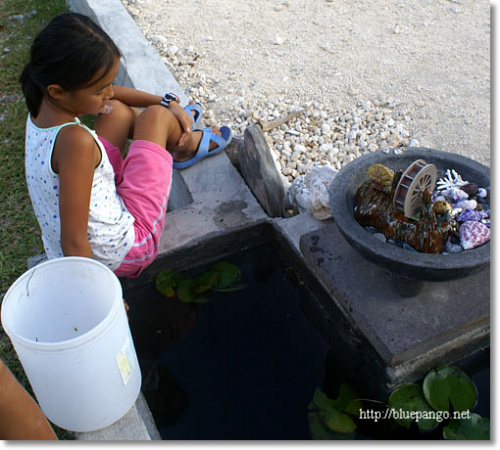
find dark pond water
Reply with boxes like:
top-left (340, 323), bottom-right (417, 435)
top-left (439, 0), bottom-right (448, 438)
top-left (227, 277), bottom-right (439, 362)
top-left (128, 244), bottom-right (330, 439)
top-left (126, 243), bottom-right (490, 440)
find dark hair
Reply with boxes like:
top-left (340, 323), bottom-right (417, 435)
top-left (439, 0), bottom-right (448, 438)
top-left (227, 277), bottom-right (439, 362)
top-left (19, 12), bottom-right (121, 117)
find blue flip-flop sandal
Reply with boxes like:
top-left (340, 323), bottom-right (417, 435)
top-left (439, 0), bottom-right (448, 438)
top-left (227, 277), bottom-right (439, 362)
top-left (173, 126), bottom-right (233, 170)
top-left (184, 103), bottom-right (203, 129)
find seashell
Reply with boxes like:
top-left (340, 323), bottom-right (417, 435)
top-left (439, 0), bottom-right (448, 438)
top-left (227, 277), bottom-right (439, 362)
top-left (479, 209), bottom-right (490, 219)
top-left (457, 209), bottom-right (482, 223)
top-left (367, 163), bottom-right (394, 188)
top-left (441, 187), bottom-right (469, 202)
top-left (432, 200), bottom-right (452, 216)
top-left (459, 221), bottom-right (490, 250)
top-left (455, 199), bottom-right (477, 210)
top-left (477, 188), bottom-right (488, 198)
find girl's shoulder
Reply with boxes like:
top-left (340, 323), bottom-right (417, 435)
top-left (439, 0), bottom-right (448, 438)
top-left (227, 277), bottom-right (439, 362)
top-left (52, 123), bottom-right (101, 174)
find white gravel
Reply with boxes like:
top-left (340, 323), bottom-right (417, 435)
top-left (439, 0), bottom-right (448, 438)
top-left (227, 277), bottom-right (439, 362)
top-left (121, 0), bottom-right (490, 182)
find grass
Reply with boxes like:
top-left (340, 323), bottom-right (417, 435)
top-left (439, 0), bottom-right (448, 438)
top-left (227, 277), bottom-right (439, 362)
top-left (0, 0), bottom-right (73, 439)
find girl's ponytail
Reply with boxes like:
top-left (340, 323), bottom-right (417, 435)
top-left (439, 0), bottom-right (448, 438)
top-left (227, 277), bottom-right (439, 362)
top-left (19, 62), bottom-right (44, 117)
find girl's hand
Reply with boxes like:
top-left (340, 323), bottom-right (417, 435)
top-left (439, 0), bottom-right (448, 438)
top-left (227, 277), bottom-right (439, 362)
top-left (168, 101), bottom-right (197, 146)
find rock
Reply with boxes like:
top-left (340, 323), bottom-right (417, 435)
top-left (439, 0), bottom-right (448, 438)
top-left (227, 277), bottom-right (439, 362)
top-left (372, 233), bottom-right (387, 243)
top-left (287, 165), bottom-right (338, 219)
top-left (238, 125), bottom-right (285, 217)
top-left (459, 182), bottom-right (478, 197)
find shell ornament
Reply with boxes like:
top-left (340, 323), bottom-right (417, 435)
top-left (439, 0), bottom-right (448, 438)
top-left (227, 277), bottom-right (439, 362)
top-left (354, 160), bottom-right (490, 253)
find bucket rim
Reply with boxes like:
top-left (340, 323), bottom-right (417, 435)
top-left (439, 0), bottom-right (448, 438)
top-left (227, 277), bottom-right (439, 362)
top-left (1, 257), bottom-right (124, 351)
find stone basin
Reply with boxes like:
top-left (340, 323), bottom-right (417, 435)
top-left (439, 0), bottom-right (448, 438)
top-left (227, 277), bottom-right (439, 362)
top-left (329, 147), bottom-right (490, 283)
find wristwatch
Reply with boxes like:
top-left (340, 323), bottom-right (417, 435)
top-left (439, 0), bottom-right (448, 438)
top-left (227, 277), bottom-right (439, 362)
top-left (160, 92), bottom-right (180, 108)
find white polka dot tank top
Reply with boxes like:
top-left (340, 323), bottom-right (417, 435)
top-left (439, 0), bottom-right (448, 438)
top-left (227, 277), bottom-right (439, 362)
top-left (25, 115), bottom-right (135, 271)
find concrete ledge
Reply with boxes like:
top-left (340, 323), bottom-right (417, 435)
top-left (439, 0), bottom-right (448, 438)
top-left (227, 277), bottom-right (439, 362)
top-left (75, 393), bottom-right (161, 440)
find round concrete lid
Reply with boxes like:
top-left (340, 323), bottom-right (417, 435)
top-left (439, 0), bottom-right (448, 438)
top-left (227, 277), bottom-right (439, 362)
top-left (329, 148), bottom-right (490, 282)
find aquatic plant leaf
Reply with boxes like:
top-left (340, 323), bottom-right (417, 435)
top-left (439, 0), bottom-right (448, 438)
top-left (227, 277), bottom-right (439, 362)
top-left (328, 383), bottom-right (363, 417)
top-left (308, 411), bottom-right (355, 440)
top-left (443, 413), bottom-right (490, 440)
top-left (210, 261), bottom-right (242, 289)
top-left (310, 388), bottom-right (357, 434)
top-left (192, 270), bottom-right (220, 294)
top-left (320, 404), bottom-right (357, 434)
top-left (156, 269), bottom-right (184, 297)
top-left (387, 383), bottom-right (437, 431)
top-left (177, 279), bottom-right (196, 303)
top-left (422, 365), bottom-right (477, 412)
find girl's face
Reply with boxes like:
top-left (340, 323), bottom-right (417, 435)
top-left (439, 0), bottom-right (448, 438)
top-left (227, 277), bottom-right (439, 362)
top-left (50, 57), bottom-right (120, 117)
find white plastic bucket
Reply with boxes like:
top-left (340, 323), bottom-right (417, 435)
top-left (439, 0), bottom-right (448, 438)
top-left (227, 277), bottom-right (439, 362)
top-left (1, 257), bottom-right (141, 432)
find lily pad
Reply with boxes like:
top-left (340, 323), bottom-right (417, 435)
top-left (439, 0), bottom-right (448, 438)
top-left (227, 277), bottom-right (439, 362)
top-left (443, 413), bottom-right (490, 440)
top-left (328, 383), bottom-right (363, 417)
top-left (422, 365), bottom-right (477, 412)
top-left (308, 412), bottom-right (355, 440)
top-left (310, 387), bottom-right (357, 434)
top-left (210, 261), bottom-right (242, 289)
top-left (192, 270), bottom-right (220, 294)
top-left (156, 269), bottom-right (184, 297)
top-left (387, 383), bottom-right (437, 431)
top-left (177, 279), bottom-right (196, 303)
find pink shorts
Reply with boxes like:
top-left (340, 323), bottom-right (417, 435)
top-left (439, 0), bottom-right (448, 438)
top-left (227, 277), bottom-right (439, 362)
top-left (99, 137), bottom-right (173, 278)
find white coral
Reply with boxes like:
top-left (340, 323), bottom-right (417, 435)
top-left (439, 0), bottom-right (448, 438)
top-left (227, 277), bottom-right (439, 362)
top-left (436, 169), bottom-right (468, 190)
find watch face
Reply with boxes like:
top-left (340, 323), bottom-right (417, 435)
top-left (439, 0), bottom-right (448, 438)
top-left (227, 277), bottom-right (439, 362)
top-left (165, 93), bottom-right (179, 102)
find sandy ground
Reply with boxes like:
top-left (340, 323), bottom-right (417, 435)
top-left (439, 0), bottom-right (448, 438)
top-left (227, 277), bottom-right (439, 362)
top-left (122, 0), bottom-right (490, 167)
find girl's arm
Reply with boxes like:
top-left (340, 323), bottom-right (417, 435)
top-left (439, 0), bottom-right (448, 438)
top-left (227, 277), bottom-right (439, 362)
top-left (52, 126), bottom-right (100, 259)
top-left (111, 85), bottom-right (194, 135)
top-left (0, 360), bottom-right (57, 440)
top-left (111, 85), bottom-right (162, 108)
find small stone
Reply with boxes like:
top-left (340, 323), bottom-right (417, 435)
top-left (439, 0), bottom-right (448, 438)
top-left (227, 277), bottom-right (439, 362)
top-left (445, 240), bottom-right (463, 253)
top-left (459, 183), bottom-right (478, 197)
top-left (372, 233), bottom-right (387, 243)
top-left (167, 45), bottom-right (179, 56)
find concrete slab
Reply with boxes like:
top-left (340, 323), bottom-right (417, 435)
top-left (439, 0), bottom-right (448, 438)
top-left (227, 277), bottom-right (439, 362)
top-left (299, 223), bottom-right (490, 368)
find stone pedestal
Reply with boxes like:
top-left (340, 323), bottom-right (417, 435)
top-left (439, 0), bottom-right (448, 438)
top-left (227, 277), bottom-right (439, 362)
top-left (299, 223), bottom-right (489, 392)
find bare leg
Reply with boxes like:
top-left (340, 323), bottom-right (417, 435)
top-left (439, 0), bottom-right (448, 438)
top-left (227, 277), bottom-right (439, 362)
top-left (133, 105), bottom-right (220, 162)
top-left (94, 99), bottom-right (140, 155)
